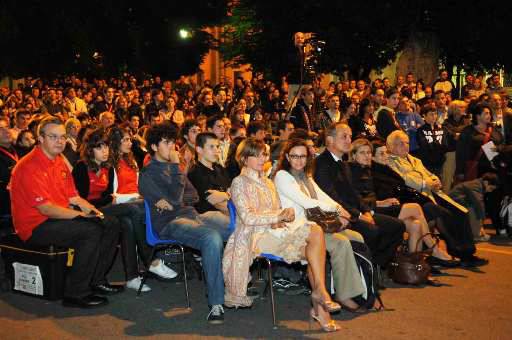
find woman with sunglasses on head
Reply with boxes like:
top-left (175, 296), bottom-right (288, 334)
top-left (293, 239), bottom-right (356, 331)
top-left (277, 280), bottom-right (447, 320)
top-left (72, 128), bottom-right (177, 294)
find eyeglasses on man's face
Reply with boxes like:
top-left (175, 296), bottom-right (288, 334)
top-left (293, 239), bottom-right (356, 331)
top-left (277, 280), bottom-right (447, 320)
top-left (43, 133), bottom-right (67, 142)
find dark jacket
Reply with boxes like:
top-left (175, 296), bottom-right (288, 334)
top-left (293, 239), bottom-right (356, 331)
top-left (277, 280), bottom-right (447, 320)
top-left (449, 179), bottom-right (485, 220)
top-left (138, 159), bottom-right (198, 234)
top-left (371, 161), bottom-right (405, 200)
top-left (376, 107), bottom-right (401, 140)
top-left (71, 161), bottom-right (114, 208)
top-left (313, 149), bottom-right (371, 218)
top-left (504, 109), bottom-right (512, 144)
top-left (416, 123), bottom-right (448, 171)
top-left (0, 146), bottom-right (18, 216)
top-left (455, 124), bottom-right (505, 176)
top-left (290, 99), bottom-right (313, 131)
top-left (442, 115), bottom-right (468, 151)
top-left (348, 162), bottom-right (378, 210)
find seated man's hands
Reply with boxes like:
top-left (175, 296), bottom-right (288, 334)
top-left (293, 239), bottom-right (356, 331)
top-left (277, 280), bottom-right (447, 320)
top-left (430, 177), bottom-right (443, 191)
top-left (206, 190), bottom-right (229, 205)
top-left (155, 199), bottom-right (173, 212)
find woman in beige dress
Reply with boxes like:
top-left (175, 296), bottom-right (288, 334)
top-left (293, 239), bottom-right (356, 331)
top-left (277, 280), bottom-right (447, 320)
top-left (223, 138), bottom-right (340, 332)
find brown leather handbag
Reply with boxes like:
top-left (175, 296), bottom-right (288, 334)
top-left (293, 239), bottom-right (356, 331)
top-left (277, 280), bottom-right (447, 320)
top-left (305, 207), bottom-right (344, 233)
top-left (388, 233), bottom-right (439, 285)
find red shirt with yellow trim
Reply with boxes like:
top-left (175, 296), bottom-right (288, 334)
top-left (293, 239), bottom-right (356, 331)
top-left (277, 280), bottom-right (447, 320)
top-left (9, 147), bottom-right (78, 241)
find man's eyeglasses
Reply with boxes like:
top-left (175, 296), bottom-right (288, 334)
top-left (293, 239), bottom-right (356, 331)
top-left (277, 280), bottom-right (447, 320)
top-left (42, 133), bottom-right (67, 142)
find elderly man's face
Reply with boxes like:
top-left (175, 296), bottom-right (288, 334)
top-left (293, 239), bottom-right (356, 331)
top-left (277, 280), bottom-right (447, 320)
top-left (389, 134), bottom-right (410, 158)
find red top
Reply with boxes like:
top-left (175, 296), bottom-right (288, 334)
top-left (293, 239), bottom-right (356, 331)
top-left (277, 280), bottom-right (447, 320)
top-left (9, 147), bottom-right (78, 241)
top-left (87, 168), bottom-right (109, 201)
top-left (116, 159), bottom-right (138, 194)
top-left (143, 153), bottom-right (151, 167)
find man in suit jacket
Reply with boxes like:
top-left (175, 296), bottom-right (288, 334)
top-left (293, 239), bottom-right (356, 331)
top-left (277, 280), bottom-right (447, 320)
top-left (314, 122), bottom-right (405, 268)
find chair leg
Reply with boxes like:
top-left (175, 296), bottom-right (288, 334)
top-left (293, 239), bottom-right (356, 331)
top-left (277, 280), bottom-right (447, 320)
top-left (257, 259), bottom-right (264, 282)
top-left (179, 245), bottom-right (191, 309)
top-left (266, 258), bottom-right (278, 329)
top-left (138, 247), bottom-right (156, 296)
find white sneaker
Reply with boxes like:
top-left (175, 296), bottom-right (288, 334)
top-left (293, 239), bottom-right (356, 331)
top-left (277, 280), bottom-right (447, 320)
top-left (126, 277), bottom-right (151, 292)
top-left (149, 259), bottom-right (178, 279)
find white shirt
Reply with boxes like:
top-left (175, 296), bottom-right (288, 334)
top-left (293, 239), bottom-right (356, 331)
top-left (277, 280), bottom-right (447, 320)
top-left (274, 170), bottom-right (340, 225)
top-left (326, 109), bottom-right (341, 123)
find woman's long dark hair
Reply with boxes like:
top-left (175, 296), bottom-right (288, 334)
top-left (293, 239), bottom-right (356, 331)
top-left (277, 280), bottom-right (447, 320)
top-left (80, 128), bottom-right (110, 172)
top-left (274, 138), bottom-right (314, 178)
top-left (108, 126), bottom-right (138, 171)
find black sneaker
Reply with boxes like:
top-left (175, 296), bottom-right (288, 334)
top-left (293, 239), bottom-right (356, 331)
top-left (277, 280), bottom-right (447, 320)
top-left (207, 304), bottom-right (224, 324)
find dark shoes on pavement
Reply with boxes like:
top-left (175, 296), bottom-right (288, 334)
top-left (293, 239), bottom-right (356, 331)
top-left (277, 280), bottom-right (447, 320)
top-left (92, 283), bottom-right (125, 295)
top-left (460, 255), bottom-right (489, 268)
top-left (427, 256), bottom-right (460, 268)
top-left (62, 294), bottom-right (109, 308)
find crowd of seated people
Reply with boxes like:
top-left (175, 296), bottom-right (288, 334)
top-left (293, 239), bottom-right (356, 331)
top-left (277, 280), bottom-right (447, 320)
top-left (1, 70), bottom-right (512, 331)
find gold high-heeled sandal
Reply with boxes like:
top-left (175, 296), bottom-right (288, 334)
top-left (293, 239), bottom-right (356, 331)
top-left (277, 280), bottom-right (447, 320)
top-left (309, 308), bottom-right (340, 332)
top-left (311, 290), bottom-right (341, 313)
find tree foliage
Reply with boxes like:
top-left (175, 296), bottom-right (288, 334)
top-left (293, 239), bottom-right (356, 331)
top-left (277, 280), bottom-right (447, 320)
top-left (0, 0), bottom-right (228, 79)
top-left (220, 0), bottom-right (512, 80)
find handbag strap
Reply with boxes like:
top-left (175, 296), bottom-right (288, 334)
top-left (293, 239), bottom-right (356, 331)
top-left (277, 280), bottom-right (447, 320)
top-left (414, 232), bottom-right (440, 253)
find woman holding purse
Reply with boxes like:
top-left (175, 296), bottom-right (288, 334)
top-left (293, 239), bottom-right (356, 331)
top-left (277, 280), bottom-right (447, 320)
top-left (273, 138), bottom-right (367, 313)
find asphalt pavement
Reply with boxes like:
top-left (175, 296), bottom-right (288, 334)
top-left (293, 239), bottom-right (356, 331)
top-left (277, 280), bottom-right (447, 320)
top-left (1, 231), bottom-right (511, 340)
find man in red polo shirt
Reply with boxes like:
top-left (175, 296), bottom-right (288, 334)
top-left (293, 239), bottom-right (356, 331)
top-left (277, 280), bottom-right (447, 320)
top-left (9, 117), bottom-right (122, 308)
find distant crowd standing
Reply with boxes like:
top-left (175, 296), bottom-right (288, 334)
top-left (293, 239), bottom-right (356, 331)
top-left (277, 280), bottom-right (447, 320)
top-left (0, 69), bottom-right (511, 330)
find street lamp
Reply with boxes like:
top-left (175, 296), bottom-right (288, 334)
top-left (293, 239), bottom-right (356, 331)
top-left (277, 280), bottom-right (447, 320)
top-left (179, 28), bottom-right (192, 39)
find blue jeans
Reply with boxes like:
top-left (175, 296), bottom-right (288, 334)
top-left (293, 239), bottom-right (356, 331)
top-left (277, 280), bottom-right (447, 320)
top-left (160, 211), bottom-right (231, 306)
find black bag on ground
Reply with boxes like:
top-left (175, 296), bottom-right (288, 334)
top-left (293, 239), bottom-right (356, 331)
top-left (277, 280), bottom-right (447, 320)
top-left (350, 241), bottom-right (384, 310)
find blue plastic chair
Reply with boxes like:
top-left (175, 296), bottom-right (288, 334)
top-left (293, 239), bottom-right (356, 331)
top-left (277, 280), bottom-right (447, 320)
top-left (138, 200), bottom-right (190, 309)
top-left (227, 199), bottom-right (286, 328)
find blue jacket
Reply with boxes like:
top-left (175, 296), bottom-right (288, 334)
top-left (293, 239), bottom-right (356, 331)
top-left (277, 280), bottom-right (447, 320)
top-left (396, 111), bottom-right (424, 152)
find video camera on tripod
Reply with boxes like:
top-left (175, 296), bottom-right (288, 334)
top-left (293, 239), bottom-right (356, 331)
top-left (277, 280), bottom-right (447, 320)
top-left (294, 32), bottom-right (326, 79)
top-left (303, 35), bottom-right (326, 78)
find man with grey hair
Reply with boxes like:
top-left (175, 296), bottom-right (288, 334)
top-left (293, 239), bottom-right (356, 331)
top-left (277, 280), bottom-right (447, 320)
top-left (314, 122), bottom-right (405, 268)
top-left (386, 130), bottom-right (488, 268)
